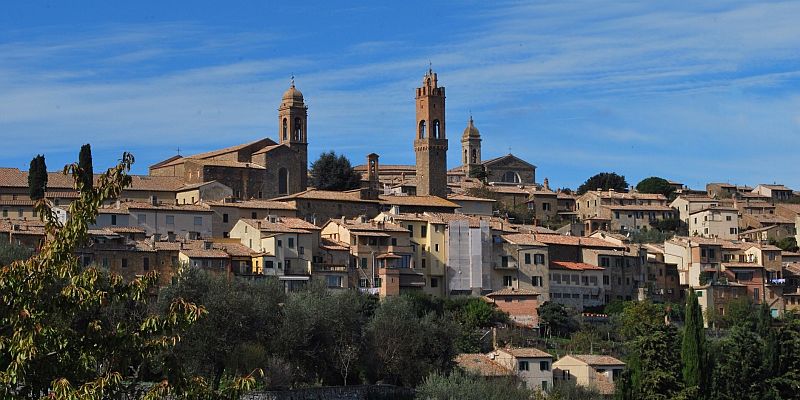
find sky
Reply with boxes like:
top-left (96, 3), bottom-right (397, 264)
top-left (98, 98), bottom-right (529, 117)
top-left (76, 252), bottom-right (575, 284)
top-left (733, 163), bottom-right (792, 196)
top-left (1, 1), bottom-right (799, 191)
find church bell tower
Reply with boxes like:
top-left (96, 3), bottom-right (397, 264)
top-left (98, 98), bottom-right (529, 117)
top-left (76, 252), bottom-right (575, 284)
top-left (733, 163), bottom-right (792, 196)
top-left (278, 79), bottom-right (308, 190)
top-left (414, 68), bottom-right (448, 197)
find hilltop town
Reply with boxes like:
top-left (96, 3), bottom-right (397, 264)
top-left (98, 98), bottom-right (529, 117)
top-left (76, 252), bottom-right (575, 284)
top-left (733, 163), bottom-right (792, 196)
top-left (3, 69), bottom-right (800, 398)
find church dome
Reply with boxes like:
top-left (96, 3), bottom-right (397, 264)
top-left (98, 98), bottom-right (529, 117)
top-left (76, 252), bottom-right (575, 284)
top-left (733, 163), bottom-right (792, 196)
top-left (462, 116), bottom-right (480, 139)
top-left (282, 84), bottom-right (304, 102)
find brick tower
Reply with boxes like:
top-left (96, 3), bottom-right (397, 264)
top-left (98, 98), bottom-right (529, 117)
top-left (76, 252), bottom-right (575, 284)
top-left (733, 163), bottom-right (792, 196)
top-left (278, 78), bottom-right (308, 191)
top-left (414, 68), bottom-right (448, 197)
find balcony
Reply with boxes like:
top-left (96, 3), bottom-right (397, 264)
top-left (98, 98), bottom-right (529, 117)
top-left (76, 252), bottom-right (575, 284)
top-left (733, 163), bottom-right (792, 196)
top-left (493, 261), bottom-right (519, 270)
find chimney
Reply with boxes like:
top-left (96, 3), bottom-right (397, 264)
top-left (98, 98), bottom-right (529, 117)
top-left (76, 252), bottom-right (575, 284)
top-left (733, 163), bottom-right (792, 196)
top-left (543, 178), bottom-right (550, 191)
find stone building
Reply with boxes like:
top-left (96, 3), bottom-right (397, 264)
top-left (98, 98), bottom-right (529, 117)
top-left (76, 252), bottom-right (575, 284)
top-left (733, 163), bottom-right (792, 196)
top-left (149, 82), bottom-right (309, 200)
top-left (414, 68), bottom-right (448, 198)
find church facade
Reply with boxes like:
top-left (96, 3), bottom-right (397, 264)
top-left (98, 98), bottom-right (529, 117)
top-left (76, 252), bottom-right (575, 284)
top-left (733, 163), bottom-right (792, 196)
top-left (149, 83), bottom-right (309, 201)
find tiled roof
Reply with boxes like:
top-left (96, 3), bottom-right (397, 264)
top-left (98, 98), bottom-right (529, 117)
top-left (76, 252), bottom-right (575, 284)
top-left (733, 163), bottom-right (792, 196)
top-left (320, 237), bottom-right (350, 251)
top-left (205, 199), bottom-right (297, 210)
top-left (551, 261), bottom-right (604, 271)
top-left (604, 204), bottom-right (674, 211)
top-left (216, 242), bottom-right (258, 257)
top-left (668, 236), bottom-right (727, 246)
top-left (447, 194), bottom-right (496, 203)
top-left (107, 226), bottom-right (146, 233)
top-left (585, 190), bottom-right (667, 201)
top-left (0, 199), bottom-right (36, 206)
top-left (353, 164), bottom-right (416, 172)
top-left (689, 206), bottom-right (738, 214)
top-left (273, 189), bottom-right (379, 203)
top-left (0, 168), bottom-right (184, 192)
top-left (333, 219), bottom-right (408, 233)
top-left (486, 185), bottom-right (531, 195)
top-left (454, 354), bottom-right (512, 377)
top-left (501, 233), bottom-right (546, 247)
top-left (534, 234), bottom-right (624, 249)
top-left (743, 214), bottom-right (793, 224)
top-left (103, 201), bottom-right (212, 213)
top-left (501, 347), bottom-right (552, 358)
top-left (379, 195), bottom-right (460, 209)
top-left (239, 218), bottom-right (317, 234)
top-left (572, 354), bottom-right (625, 366)
top-left (758, 184), bottom-right (792, 191)
top-left (722, 262), bottom-right (763, 268)
top-left (486, 288), bottom-right (541, 297)
top-left (0, 218), bottom-right (46, 234)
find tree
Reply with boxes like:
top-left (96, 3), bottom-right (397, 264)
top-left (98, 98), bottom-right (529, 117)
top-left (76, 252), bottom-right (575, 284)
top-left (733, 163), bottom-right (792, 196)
top-left (622, 324), bottom-right (683, 400)
top-left (709, 326), bottom-right (766, 400)
top-left (417, 370), bottom-right (532, 400)
top-left (0, 241), bottom-right (33, 267)
top-left (769, 237), bottom-right (798, 252)
top-left (576, 172), bottom-right (628, 195)
top-left (78, 144), bottom-right (93, 192)
top-left (468, 164), bottom-right (487, 182)
top-left (27, 154), bottom-right (47, 201)
top-left (538, 301), bottom-right (579, 338)
top-left (636, 177), bottom-right (675, 198)
top-left (309, 151), bottom-right (362, 191)
top-left (681, 289), bottom-right (707, 395)
top-left (1, 150), bottom-right (256, 399)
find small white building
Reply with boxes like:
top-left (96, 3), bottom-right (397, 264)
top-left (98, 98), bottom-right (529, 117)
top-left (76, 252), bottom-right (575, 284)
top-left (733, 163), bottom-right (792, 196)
top-left (688, 206), bottom-right (739, 239)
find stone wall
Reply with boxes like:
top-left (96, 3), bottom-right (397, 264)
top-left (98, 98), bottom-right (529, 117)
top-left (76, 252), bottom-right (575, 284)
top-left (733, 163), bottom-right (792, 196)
top-left (240, 385), bottom-right (415, 400)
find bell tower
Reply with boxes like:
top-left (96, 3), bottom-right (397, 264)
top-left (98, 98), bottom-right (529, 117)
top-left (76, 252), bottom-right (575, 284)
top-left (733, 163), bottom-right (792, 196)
top-left (278, 78), bottom-right (308, 190)
top-left (461, 115), bottom-right (482, 176)
top-left (414, 68), bottom-right (448, 197)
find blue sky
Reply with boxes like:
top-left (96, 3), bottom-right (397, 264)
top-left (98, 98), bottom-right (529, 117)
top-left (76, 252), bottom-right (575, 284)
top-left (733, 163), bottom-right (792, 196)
top-left (1, 1), bottom-right (799, 190)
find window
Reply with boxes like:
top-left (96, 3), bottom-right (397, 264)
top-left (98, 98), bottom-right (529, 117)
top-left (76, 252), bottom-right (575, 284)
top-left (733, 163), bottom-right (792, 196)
top-left (418, 120), bottom-right (426, 138)
top-left (223, 232), bottom-right (229, 238)
top-left (299, 246), bottom-right (304, 255)
top-left (360, 258), bottom-right (367, 269)
top-left (278, 168), bottom-right (288, 195)
top-left (431, 277), bottom-right (439, 288)
top-left (540, 361), bottom-right (550, 371)
top-left (194, 216), bottom-right (202, 226)
top-left (534, 254), bottom-right (545, 264)
top-left (532, 276), bottom-right (543, 286)
top-left (282, 118), bottom-right (288, 140)
top-left (391, 238), bottom-right (397, 246)
top-left (614, 211), bottom-right (620, 219)
top-left (265, 260), bottom-right (274, 269)
top-left (600, 257), bottom-right (609, 267)
top-left (143, 257), bottom-right (150, 271)
top-left (277, 239), bottom-right (282, 247)
top-left (278, 262), bottom-right (283, 269)
top-left (730, 227), bottom-right (736, 234)
top-left (137, 214), bottom-right (146, 224)
top-left (407, 225), bottom-right (414, 235)
top-left (326, 275), bottom-right (343, 288)
top-left (434, 244), bottom-right (439, 252)
top-left (102, 258), bottom-right (109, 268)
top-left (111, 214), bottom-right (117, 225)
top-left (294, 117), bottom-right (302, 141)
top-left (1, 209), bottom-right (6, 217)
top-left (726, 215), bottom-right (732, 221)
top-left (166, 215), bottom-right (175, 225)
top-left (422, 259), bottom-right (427, 268)
top-left (122, 259), bottom-right (128, 268)
top-left (222, 214), bottom-right (229, 223)
top-left (542, 203), bottom-right (551, 211)
top-left (503, 275), bottom-right (513, 287)
top-left (251, 211), bottom-right (257, 219)
top-left (432, 119), bottom-right (441, 138)
top-left (701, 249), bottom-right (707, 257)
top-left (525, 253), bottom-right (531, 264)
top-left (518, 361), bottom-right (529, 371)
top-left (421, 225), bottom-right (427, 238)
top-left (288, 237), bottom-right (295, 248)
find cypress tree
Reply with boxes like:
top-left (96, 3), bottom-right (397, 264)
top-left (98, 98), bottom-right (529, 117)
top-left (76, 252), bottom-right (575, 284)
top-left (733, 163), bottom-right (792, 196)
top-left (28, 155), bottom-right (47, 201)
top-left (78, 143), bottom-right (93, 192)
top-left (682, 289), bottom-right (707, 394)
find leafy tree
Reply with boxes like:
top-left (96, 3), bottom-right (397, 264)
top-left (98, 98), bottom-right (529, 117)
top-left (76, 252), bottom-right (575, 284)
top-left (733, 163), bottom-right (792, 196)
top-left (636, 177), bottom-right (675, 198)
top-left (366, 296), bottom-right (457, 386)
top-left (576, 172), bottom-right (628, 195)
top-left (158, 268), bottom-right (285, 389)
top-left (709, 326), bottom-right (766, 400)
top-left (309, 151), bottom-right (362, 191)
top-left (538, 301), bottom-right (579, 338)
top-left (1, 151), bottom-right (255, 399)
top-left (468, 164), bottom-right (488, 182)
top-left (681, 290), bottom-right (707, 395)
top-left (78, 143), bottom-right (93, 192)
top-left (769, 237), bottom-right (798, 252)
top-left (621, 323), bottom-right (683, 400)
top-left (0, 241), bottom-right (33, 266)
top-left (27, 154), bottom-right (47, 201)
top-left (544, 380), bottom-right (604, 400)
top-left (417, 370), bottom-right (532, 400)
top-left (614, 300), bottom-right (665, 340)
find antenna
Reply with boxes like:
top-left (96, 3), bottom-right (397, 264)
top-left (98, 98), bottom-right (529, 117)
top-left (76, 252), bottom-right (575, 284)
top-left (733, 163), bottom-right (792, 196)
top-left (176, 146), bottom-right (181, 156)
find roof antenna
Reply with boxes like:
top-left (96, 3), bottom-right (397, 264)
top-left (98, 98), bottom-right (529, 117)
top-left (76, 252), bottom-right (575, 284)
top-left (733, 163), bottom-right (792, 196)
top-left (176, 146), bottom-right (181, 156)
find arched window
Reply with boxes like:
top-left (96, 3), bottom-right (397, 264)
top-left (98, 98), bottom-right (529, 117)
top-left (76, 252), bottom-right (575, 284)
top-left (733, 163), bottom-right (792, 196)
top-left (294, 117), bottom-right (302, 141)
top-left (502, 171), bottom-right (521, 183)
top-left (432, 120), bottom-right (440, 138)
top-left (278, 168), bottom-right (288, 194)
top-left (471, 149), bottom-right (477, 164)
top-left (463, 149), bottom-right (468, 164)
top-left (418, 120), bottom-right (426, 139)
top-left (282, 118), bottom-right (288, 141)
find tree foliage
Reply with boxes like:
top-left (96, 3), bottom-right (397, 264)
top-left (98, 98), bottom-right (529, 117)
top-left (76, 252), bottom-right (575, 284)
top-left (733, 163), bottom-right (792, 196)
top-left (681, 290), bottom-right (707, 395)
top-left (635, 177), bottom-right (675, 198)
top-left (27, 155), bottom-right (47, 201)
top-left (417, 370), bottom-right (532, 400)
top-left (0, 242), bottom-right (33, 267)
top-left (769, 236), bottom-right (799, 252)
top-left (576, 172), bottom-right (628, 195)
top-left (1, 152), bottom-right (227, 399)
top-left (538, 301), bottom-right (579, 338)
top-left (309, 151), bottom-right (362, 191)
top-left (78, 144), bottom-right (93, 192)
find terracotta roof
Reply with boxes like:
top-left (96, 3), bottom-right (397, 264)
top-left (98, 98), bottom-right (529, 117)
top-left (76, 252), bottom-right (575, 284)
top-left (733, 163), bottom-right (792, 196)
top-left (689, 206), bottom-right (738, 214)
top-left (668, 236), bottom-right (727, 246)
top-left (557, 192), bottom-right (577, 200)
top-left (103, 201), bottom-right (212, 213)
top-left (585, 190), bottom-right (667, 201)
top-left (533, 234), bottom-right (625, 249)
top-left (501, 233), bottom-right (546, 247)
top-left (426, 213), bottom-right (519, 233)
top-left (486, 185), bottom-right (531, 195)
top-left (354, 164), bottom-right (416, 172)
top-left (571, 354), bottom-right (625, 366)
top-left (320, 237), bottom-right (350, 251)
top-left (500, 347), bottom-right (552, 358)
top-left (273, 189), bottom-right (379, 203)
top-left (551, 261), bottom-right (604, 271)
top-left (0, 199), bottom-right (36, 206)
top-left (604, 204), bottom-right (674, 211)
top-left (785, 263), bottom-right (800, 276)
top-left (333, 218), bottom-right (409, 233)
top-left (757, 184), bottom-right (792, 191)
top-left (239, 218), bottom-right (317, 234)
top-left (743, 214), bottom-right (793, 225)
top-left (379, 195), bottom-right (460, 209)
top-left (217, 242), bottom-right (258, 257)
top-left (481, 153), bottom-right (536, 169)
top-left (180, 247), bottom-right (230, 259)
top-left (454, 354), bottom-right (512, 377)
top-left (251, 144), bottom-right (286, 155)
top-left (0, 168), bottom-right (184, 192)
top-left (722, 262), bottom-right (763, 268)
top-left (205, 199), bottom-right (297, 210)
top-left (107, 226), bottom-right (146, 233)
top-left (0, 219), bottom-right (46, 234)
top-left (153, 138), bottom-right (278, 168)
top-left (486, 288), bottom-right (541, 297)
top-left (447, 194), bottom-right (496, 203)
